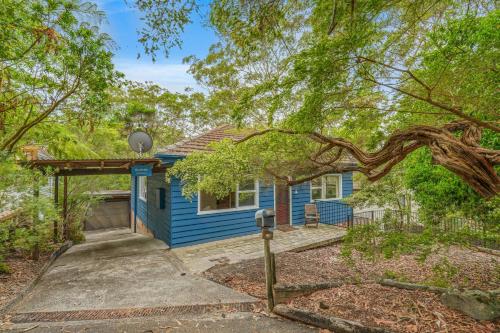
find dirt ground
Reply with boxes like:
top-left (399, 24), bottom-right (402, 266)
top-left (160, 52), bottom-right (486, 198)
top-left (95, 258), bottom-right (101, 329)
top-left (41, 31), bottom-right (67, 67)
top-left (0, 253), bottom-right (50, 309)
top-left (204, 243), bottom-right (500, 333)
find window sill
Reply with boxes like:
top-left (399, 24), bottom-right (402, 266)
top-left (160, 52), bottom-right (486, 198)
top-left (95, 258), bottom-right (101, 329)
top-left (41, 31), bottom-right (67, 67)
top-left (311, 198), bottom-right (342, 202)
top-left (197, 205), bottom-right (259, 215)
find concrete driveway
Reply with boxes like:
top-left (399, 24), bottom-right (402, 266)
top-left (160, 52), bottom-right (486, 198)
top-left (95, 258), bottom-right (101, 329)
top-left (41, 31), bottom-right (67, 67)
top-left (13, 228), bottom-right (255, 313)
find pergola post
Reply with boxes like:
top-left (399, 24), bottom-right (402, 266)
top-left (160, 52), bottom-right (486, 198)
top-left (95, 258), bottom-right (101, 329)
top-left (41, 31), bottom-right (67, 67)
top-left (63, 175), bottom-right (68, 240)
top-left (53, 175), bottom-right (59, 241)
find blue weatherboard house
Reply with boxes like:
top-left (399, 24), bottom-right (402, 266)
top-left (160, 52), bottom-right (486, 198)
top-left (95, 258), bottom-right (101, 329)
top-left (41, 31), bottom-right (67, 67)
top-left (131, 125), bottom-right (354, 248)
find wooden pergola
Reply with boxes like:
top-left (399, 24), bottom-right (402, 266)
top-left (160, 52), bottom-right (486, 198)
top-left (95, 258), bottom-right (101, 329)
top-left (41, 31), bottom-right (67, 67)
top-left (25, 158), bottom-right (165, 176)
top-left (23, 158), bottom-right (167, 239)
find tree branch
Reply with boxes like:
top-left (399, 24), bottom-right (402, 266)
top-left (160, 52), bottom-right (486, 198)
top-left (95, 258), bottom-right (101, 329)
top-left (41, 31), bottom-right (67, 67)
top-left (236, 122), bottom-right (499, 198)
top-left (356, 56), bottom-right (500, 132)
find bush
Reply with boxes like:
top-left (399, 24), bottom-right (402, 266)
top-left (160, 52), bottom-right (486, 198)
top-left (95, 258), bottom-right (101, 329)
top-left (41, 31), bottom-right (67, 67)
top-left (425, 258), bottom-right (458, 288)
top-left (0, 260), bottom-right (11, 274)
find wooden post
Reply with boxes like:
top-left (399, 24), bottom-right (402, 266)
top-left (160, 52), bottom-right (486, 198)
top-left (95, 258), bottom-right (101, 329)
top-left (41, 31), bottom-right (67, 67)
top-left (63, 176), bottom-right (68, 240)
top-left (32, 182), bottom-right (40, 260)
top-left (270, 252), bottom-right (277, 285)
top-left (53, 175), bottom-right (59, 241)
top-left (262, 229), bottom-right (275, 311)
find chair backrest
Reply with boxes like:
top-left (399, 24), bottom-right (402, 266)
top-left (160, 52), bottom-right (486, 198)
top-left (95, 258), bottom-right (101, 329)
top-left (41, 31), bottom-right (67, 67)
top-left (305, 204), bottom-right (318, 216)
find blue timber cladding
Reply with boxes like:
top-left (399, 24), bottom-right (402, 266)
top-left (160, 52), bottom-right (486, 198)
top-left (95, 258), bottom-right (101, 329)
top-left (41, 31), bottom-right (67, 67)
top-left (169, 177), bottom-right (274, 247)
top-left (146, 173), bottom-right (171, 245)
top-left (291, 172), bottom-right (354, 225)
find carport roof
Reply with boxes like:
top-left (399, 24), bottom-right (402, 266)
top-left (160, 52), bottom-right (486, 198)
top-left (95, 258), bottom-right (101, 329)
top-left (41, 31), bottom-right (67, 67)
top-left (23, 158), bottom-right (166, 176)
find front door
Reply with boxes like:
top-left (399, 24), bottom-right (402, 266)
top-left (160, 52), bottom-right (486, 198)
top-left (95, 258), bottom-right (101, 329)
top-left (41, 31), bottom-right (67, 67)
top-left (275, 185), bottom-right (290, 225)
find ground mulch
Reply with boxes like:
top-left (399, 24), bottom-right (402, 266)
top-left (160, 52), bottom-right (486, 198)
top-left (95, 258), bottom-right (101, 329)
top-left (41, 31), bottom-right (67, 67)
top-left (203, 244), bottom-right (499, 332)
top-left (204, 244), bottom-right (499, 298)
top-left (0, 253), bottom-right (51, 310)
top-left (288, 284), bottom-right (498, 333)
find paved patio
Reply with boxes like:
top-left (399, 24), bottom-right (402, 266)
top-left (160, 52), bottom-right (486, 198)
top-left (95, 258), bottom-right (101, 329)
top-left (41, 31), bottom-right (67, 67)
top-left (172, 224), bottom-right (346, 273)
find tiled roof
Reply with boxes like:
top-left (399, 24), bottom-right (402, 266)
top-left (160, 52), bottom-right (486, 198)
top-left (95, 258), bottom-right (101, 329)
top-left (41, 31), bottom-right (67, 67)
top-left (158, 125), bottom-right (249, 156)
top-left (158, 125), bottom-right (357, 165)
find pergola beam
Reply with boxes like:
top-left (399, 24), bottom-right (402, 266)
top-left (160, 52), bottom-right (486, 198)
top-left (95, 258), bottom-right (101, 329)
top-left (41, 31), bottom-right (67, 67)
top-left (21, 158), bottom-right (166, 176)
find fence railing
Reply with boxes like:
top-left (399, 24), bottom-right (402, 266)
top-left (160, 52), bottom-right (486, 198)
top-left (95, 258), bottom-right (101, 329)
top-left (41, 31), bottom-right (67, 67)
top-left (346, 208), bottom-right (498, 249)
top-left (316, 200), bottom-right (353, 226)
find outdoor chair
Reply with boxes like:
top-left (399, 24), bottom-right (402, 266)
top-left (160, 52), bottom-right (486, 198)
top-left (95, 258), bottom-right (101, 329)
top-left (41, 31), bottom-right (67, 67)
top-left (304, 203), bottom-right (320, 228)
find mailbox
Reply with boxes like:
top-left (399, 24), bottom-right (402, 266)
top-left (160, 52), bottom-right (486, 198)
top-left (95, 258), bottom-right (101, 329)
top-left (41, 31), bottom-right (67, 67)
top-left (255, 209), bottom-right (275, 228)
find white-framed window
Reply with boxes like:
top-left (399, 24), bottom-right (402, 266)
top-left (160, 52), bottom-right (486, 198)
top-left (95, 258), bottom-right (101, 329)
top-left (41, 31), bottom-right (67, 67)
top-left (198, 180), bottom-right (259, 214)
top-left (311, 174), bottom-right (342, 200)
top-left (138, 176), bottom-right (147, 202)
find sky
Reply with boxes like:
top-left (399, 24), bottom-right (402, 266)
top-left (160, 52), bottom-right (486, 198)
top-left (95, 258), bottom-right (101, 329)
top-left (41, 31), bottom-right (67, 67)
top-left (95, 0), bottom-right (217, 93)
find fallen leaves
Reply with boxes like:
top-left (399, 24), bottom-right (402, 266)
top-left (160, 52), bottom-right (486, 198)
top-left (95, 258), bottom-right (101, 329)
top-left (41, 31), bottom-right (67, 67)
top-left (0, 253), bottom-right (51, 309)
top-left (288, 284), bottom-right (498, 333)
top-left (204, 244), bottom-right (499, 333)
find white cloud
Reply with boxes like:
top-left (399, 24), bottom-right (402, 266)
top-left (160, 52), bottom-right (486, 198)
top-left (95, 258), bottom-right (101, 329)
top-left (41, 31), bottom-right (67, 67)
top-left (114, 60), bottom-right (204, 93)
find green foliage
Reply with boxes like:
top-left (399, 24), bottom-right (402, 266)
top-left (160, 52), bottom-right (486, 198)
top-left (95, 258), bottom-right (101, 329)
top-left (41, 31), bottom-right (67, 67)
top-left (167, 130), bottom-right (321, 198)
top-left (346, 168), bottom-right (412, 213)
top-left (159, 2), bottom-right (499, 205)
top-left (1, 0), bottom-right (118, 153)
top-left (133, 0), bottom-right (197, 61)
top-left (425, 258), bottom-right (459, 288)
top-left (0, 158), bottom-right (60, 268)
top-left (382, 270), bottom-right (409, 282)
top-left (405, 148), bottom-right (500, 227)
top-left (0, 261), bottom-right (11, 274)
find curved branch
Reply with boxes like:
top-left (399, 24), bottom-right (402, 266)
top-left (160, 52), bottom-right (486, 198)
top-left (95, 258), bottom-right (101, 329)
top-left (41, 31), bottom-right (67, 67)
top-left (237, 122), bottom-right (500, 198)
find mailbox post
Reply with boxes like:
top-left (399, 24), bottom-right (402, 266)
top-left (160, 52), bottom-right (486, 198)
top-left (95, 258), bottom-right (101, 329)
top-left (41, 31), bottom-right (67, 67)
top-left (255, 209), bottom-right (276, 311)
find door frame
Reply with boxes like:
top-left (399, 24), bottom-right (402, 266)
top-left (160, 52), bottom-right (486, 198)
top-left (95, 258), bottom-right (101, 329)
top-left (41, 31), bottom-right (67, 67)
top-left (273, 183), bottom-right (293, 226)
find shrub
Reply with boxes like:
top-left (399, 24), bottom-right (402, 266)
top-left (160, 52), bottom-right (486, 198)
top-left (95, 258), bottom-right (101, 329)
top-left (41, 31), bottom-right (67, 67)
top-left (425, 258), bottom-right (458, 288)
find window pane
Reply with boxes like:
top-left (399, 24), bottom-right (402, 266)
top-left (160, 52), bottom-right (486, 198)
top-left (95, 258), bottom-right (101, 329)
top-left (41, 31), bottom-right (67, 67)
top-left (324, 175), bottom-right (339, 199)
top-left (238, 192), bottom-right (256, 207)
top-left (139, 177), bottom-right (147, 200)
top-left (311, 188), bottom-right (322, 200)
top-left (200, 191), bottom-right (236, 211)
top-left (239, 180), bottom-right (255, 191)
top-left (311, 178), bottom-right (321, 187)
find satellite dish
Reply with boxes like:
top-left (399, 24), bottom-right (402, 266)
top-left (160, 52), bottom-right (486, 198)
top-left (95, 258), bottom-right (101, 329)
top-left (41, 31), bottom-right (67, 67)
top-left (128, 130), bottom-right (153, 155)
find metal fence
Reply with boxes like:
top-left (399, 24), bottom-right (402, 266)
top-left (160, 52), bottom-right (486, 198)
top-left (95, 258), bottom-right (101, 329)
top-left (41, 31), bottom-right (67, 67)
top-left (316, 200), bottom-right (353, 226)
top-left (345, 208), bottom-right (498, 249)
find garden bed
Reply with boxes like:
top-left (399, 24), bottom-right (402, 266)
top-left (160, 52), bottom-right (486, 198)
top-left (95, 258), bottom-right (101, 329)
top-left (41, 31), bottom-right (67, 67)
top-left (204, 244), bottom-right (499, 298)
top-left (204, 243), bottom-right (499, 332)
top-left (288, 283), bottom-right (498, 333)
top-left (0, 253), bottom-right (51, 309)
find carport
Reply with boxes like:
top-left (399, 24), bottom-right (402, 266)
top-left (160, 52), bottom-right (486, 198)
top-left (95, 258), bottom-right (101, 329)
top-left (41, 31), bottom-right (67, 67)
top-left (24, 158), bottom-right (166, 239)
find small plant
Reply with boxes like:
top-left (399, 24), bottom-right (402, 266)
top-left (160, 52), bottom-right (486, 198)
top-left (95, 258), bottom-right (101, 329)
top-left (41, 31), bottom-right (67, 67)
top-left (341, 223), bottom-right (382, 261)
top-left (425, 258), bottom-right (458, 288)
top-left (0, 261), bottom-right (11, 274)
top-left (382, 270), bottom-right (408, 282)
